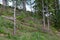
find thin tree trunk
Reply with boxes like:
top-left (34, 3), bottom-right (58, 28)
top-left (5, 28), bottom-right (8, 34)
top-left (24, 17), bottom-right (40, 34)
top-left (13, 0), bottom-right (17, 35)
top-left (2, 0), bottom-right (7, 10)
top-left (2, 0), bottom-right (7, 6)
top-left (30, 0), bottom-right (32, 12)
top-left (45, 0), bottom-right (50, 31)
top-left (22, 0), bottom-right (26, 11)
top-left (42, 0), bottom-right (46, 29)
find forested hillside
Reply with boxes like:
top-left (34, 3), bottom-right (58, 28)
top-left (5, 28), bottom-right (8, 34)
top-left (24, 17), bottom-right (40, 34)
top-left (0, 0), bottom-right (60, 40)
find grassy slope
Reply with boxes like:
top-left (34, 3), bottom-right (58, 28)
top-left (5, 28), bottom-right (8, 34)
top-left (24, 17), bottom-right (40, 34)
top-left (0, 5), bottom-right (60, 40)
top-left (0, 15), bottom-right (60, 40)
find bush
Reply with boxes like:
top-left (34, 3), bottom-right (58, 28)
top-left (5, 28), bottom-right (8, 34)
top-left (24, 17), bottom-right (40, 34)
top-left (17, 11), bottom-right (27, 20)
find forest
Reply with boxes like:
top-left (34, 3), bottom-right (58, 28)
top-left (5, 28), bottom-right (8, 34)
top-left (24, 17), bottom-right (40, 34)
top-left (0, 0), bottom-right (60, 40)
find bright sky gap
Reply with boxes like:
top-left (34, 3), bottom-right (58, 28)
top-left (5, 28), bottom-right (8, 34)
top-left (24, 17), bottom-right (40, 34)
top-left (0, 0), bottom-right (35, 11)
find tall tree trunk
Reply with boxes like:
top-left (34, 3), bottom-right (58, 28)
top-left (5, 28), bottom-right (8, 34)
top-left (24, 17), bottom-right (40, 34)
top-left (30, 0), bottom-right (32, 12)
top-left (45, 0), bottom-right (50, 31)
top-left (22, 0), bottom-right (26, 11)
top-left (2, 0), bottom-right (7, 14)
top-left (2, 0), bottom-right (7, 6)
top-left (42, 0), bottom-right (46, 29)
top-left (13, 0), bottom-right (17, 35)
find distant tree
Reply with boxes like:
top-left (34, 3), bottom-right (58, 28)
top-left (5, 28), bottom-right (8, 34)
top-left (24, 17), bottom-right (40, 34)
top-left (22, 0), bottom-right (26, 11)
top-left (13, 0), bottom-right (17, 35)
top-left (2, 0), bottom-right (7, 6)
top-left (53, 0), bottom-right (60, 30)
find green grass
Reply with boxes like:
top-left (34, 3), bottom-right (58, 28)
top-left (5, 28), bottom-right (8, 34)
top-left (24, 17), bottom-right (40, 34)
top-left (0, 32), bottom-right (60, 40)
top-left (0, 5), bottom-right (60, 40)
top-left (0, 16), bottom-right (60, 40)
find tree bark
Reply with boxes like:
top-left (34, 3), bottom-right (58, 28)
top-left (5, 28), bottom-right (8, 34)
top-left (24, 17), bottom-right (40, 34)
top-left (45, 0), bottom-right (50, 31)
top-left (42, 0), bottom-right (46, 29)
top-left (13, 0), bottom-right (17, 35)
top-left (2, 0), bottom-right (7, 6)
top-left (22, 0), bottom-right (26, 11)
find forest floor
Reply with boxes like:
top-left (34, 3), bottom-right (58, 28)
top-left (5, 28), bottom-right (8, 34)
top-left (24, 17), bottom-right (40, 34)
top-left (0, 5), bottom-right (60, 40)
top-left (0, 15), bottom-right (60, 40)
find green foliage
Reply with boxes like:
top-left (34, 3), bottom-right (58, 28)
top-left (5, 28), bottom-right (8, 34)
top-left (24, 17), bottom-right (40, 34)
top-left (7, 34), bottom-right (19, 40)
top-left (2, 10), bottom-right (13, 16)
top-left (17, 11), bottom-right (27, 20)
top-left (28, 20), bottom-right (34, 24)
top-left (0, 27), bottom-right (5, 33)
top-left (0, 17), bottom-right (13, 28)
top-left (51, 10), bottom-right (60, 30)
top-left (0, 32), bottom-right (60, 40)
top-left (0, 0), bottom-right (60, 40)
